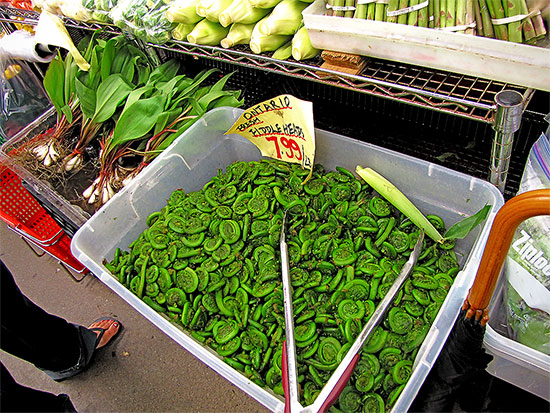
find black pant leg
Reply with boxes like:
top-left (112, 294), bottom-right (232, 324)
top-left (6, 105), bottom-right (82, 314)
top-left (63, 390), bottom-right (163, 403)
top-left (0, 363), bottom-right (76, 413)
top-left (0, 259), bottom-right (81, 372)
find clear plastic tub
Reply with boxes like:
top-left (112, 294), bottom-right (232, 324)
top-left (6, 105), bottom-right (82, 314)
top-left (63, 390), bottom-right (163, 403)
top-left (484, 267), bottom-right (550, 401)
top-left (302, 0), bottom-right (550, 92)
top-left (71, 106), bottom-right (504, 412)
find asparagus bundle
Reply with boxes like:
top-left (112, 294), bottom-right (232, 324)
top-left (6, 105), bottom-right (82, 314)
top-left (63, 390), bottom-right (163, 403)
top-left (343, 0), bottom-right (546, 45)
top-left (486, 0), bottom-right (547, 43)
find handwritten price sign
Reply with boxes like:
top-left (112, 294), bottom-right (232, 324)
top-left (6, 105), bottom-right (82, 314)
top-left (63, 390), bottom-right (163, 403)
top-left (225, 95), bottom-right (315, 178)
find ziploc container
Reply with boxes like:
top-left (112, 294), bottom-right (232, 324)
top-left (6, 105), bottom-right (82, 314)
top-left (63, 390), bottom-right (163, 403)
top-left (71, 106), bottom-right (503, 412)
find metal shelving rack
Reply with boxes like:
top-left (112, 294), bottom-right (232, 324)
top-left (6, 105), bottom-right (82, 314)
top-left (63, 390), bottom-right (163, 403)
top-left (1, 4), bottom-right (547, 197)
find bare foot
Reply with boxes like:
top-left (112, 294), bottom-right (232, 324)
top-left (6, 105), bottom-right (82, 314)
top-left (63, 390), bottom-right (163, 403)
top-left (88, 319), bottom-right (121, 349)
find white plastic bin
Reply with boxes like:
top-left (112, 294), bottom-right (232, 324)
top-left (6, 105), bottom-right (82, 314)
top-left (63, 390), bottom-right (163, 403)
top-left (71, 106), bottom-right (504, 412)
top-left (302, 0), bottom-right (550, 91)
top-left (484, 268), bottom-right (550, 401)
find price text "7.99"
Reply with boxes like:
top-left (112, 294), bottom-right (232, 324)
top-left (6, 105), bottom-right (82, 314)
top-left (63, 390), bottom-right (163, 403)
top-left (265, 135), bottom-right (302, 161)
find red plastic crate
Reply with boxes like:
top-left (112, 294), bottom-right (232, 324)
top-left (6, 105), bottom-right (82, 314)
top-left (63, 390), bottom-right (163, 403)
top-left (0, 165), bottom-right (87, 274)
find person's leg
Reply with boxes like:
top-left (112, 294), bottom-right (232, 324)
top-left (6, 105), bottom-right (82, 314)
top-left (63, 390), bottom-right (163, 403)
top-left (0, 259), bottom-right (96, 377)
top-left (0, 259), bottom-right (119, 380)
top-left (0, 363), bottom-right (76, 413)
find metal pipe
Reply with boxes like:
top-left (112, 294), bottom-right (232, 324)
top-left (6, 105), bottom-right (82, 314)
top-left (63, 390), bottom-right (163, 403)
top-left (489, 90), bottom-right (525, 194)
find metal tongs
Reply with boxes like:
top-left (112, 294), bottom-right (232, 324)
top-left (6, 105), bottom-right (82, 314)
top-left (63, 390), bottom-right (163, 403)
top-left (279, 209), bottom-right (425, 412)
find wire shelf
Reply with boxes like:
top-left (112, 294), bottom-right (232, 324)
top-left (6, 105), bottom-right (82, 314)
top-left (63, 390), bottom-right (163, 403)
top-left (0, 5), bottom-right (533, 123)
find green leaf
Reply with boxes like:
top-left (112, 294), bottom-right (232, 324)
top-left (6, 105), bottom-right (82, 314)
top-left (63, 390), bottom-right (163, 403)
top-left (111, 48), bottom-right (131, 77)
top-left (210, 93), bottom-right (244, 109)
top-left (121, 85), bottom-right (154, 116)
top-left (74, 77), bottom-right (96, 119)
top-left (198, 90), bottom-right (233, 111)
top-left (209, 72), bottom-right (234, 93)
top-left (109, 95), bottom-right (167, 152)
top-left (147, 59), bottom-right (180, 86)
top-left (92, 74), bottom-right (134, 124)
top-left (60, 104), bottom-right (73, 124)
top-left (156, 74), bottom-right (187, 95)
top-left (63, 52), bottom-right (77, 105)
top-left (43, 55), bottom-right (65, 118)
top-left (444, 205), bottom-right (492, 241)
top-left (100, 37), bottom-right (117, 82)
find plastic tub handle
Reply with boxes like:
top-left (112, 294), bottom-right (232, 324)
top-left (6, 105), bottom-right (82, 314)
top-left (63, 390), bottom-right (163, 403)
top-left (464, 189), bottom-right (550, 325)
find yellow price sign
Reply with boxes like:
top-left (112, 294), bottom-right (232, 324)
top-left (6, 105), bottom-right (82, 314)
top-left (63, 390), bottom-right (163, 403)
top-left (225, 95), bottom-right (315, 176)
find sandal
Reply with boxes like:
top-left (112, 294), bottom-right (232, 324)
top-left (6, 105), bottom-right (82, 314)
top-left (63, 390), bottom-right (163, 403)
top-left (88, 317), bottom-right (122, 350)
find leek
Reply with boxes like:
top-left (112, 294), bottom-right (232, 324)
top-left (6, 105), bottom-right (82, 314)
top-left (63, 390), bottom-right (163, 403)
top-left (272, 40), bottom-right (292, 59)
top-left (257, 0), bottom-right (308, 35)
top-left (218, 0), bottom-right (271, 27)
top-left (196, 0), bottom-right (233, 22)
top-left (166, 0), bottom-right (203, 24)
top-left (172, 22), bottom-right (196, 40)
top-left (187, 18), bottom-right (230, 44)
top-left (221, 22), bottom-right (255, 47)
top-left (247, 0), bottom-right (283, 9)
top-left (356, 166), bottom-right (444, 243)
top-left (291, 26), bottom-right (319, 61)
